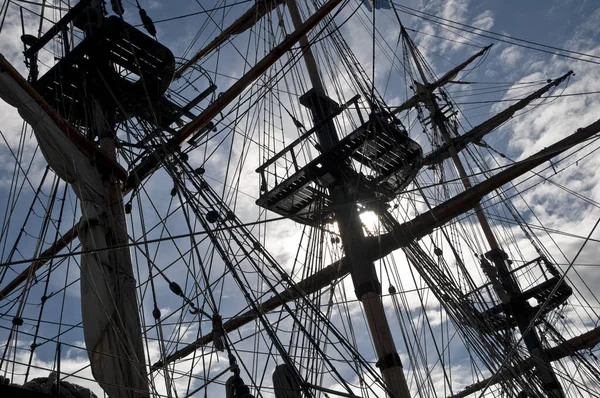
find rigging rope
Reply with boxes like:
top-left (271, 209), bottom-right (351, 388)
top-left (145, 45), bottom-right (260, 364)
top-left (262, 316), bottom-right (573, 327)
top-left (393, 2), bottom-right (600, 65)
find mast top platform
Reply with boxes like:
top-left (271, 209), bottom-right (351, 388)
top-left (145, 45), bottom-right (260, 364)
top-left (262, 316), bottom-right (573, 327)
top-left (256, 91), bottom-right (422, 225)
top-left (467, 255), bottom-right (572, 333)
top-left (31, 15), bottom-right (175, 129)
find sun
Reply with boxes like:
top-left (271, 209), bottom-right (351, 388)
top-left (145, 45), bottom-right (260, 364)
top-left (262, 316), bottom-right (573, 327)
top-left (359, 210), bottom-right (381, 234)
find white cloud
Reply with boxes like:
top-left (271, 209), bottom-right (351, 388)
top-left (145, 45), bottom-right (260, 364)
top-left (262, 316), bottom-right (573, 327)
top-left (472, 10), bottom-right (494, 30)
top-left (498, 45), bottom-right (524, 68)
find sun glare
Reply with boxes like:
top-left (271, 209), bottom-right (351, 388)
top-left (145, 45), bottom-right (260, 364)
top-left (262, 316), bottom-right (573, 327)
top-left (360, 210), bottom-right (381, 234)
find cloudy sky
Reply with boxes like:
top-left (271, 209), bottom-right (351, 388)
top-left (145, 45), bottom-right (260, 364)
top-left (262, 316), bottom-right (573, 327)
top-left (0, 0), bottom-right (599, 397)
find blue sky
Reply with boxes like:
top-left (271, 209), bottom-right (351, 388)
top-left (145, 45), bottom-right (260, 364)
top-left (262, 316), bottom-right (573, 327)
top-left (0, 0), bottom-right (600, 397)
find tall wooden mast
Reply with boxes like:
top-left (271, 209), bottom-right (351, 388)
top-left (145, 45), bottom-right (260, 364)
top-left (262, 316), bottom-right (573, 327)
top-left (285, 2), bottom-right (411, 396)
top-left (12, 0), bottom-right (179, 394)
top-left (400, 26), bottom-right (565, 398)
top-left (70, 2), bottom-right (151, 396)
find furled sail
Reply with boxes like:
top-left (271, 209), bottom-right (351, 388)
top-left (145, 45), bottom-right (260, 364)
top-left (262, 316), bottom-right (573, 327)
top-left (0, 56), bottom-right (148, 397)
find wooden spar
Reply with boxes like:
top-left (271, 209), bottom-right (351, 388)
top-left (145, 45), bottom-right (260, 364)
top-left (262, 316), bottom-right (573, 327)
top-left (152, 257), bottom-right (350, 370)
top-left (403, 27), bottom-right (565, 396)
top-left (448, 324), bottom-right (600, 398)
top-left (125, 0), bottom-right (344, 192)
top-left (0, 0), bottom-right (344, 301)
top-left (0, 227), bottom-right (78, 300)
top-left (286, 0), bottom-right (325, 94)
top-left (179, 1), bottom-right (416, 393)
top-left (390, 44), bottom-right (491, 115)
top-left (174, 0), bottom-right (284, 78)
top-left (423, 70), bottom-right (574, 166)
top-left (173, 0), bottom-right (342, 146)
top-left (152, 118), bottom-right (600, 369)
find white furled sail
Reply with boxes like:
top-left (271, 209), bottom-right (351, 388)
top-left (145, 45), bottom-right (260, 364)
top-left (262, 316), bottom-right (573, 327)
top-left (0, 55), bottom-right (148, 398)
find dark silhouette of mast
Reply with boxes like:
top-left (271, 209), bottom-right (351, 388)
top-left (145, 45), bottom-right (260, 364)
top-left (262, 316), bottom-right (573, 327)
top-left (279, 1), bottom-right (412, 396)
top-left (400, 25), bottom-right (565, 398)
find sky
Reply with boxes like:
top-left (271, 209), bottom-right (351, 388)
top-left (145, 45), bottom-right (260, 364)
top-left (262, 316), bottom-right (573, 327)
top-left (0, 0), bottom-right (600, 397)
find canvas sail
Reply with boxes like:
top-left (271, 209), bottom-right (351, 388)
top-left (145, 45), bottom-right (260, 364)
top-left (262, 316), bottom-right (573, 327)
top-left (0, 57), bottom-right (148, 398)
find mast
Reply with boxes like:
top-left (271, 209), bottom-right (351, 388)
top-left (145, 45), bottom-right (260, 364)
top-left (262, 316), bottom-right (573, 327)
top-left (280, 2), bottom-right (411, 397)
top-left (0, 1), bottom-right (350, 396)
top-left (400, 25), bottom-right (565, 397)
top-left (390, 44), bottom-right (492, 115)
top-left (77, 2), bottom-right (150, 396)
